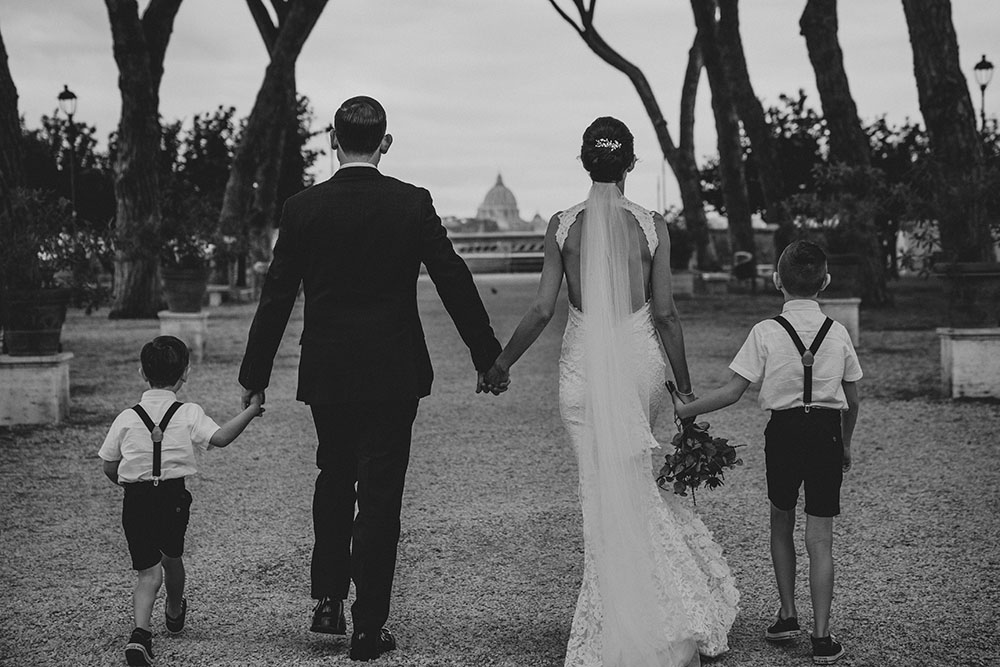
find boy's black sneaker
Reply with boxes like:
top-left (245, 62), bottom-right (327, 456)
top-left (811, 634), bottom-right (845, 664)
top-left (349, 627), bottom-right (396, 661)
top-left (765, 612), bottom-right (801, 642)
top-left (125, 627), bottom-right (154, 666)
top-left (165, 597), bottom-right (187, 634)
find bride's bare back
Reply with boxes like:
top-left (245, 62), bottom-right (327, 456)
top-left (559, 207), bottom-right (654, 312)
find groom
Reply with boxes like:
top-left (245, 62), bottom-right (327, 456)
top-left (238, 96), bottom-right (505, 661)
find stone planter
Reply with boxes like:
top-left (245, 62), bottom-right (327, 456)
top-left (934, 262), bottom-right (1000, 328)
top-left (672, 270), bottom-right (695, 300)
top-left (0, 352), bottom-right (73, 425)
top-left (161, 266), bottom-right (209, 313)
top-left (0, 288), bottom-right (72, 356)
top-left (158, 310), bottom-right (209, 362)
top-left (818, 297), bottom-right (861, 348)
top-left (937, 328), bottom-right (1000, 399)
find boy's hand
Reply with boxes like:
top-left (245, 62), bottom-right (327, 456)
top-left (249, 393), bottom-right (265, 418)
top-left (842, 444), bottom-right (852, 472)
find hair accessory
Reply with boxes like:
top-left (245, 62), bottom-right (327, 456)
top-left (595, 138), bottom-right (621, 151)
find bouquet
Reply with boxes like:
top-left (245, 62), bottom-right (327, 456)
top-left (656, 382), bottom-right (745, 503)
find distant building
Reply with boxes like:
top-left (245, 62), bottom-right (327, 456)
top-left (442, 174), bottom-right (547, 233)
top-left (476, 173), bottom-right (546, 232)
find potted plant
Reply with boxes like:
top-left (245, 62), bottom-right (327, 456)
top-left (665, 208), bottom-right (695, 299)
top-left (158, 185), bottom-right (218, 313)
top-left (904, 160), bottom-right (1000, 328)
top-left (0, 188), bottom-right (110, 356)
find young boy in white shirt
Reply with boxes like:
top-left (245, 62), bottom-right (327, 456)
top-left (675, 240), bottom-right (862, 665)
top-left (99, 335), bottom-right (263, 666)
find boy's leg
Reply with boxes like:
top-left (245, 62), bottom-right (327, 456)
top-left (162, 555), bottom-right (186, 618)
top-left (805, 514), bottom-right (834, 638)
top-left (133, 563), bottom-right (163, 631)
top-left (770, 503), bottom-right (798, 620)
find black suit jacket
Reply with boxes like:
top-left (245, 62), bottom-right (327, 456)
top-left (239, 167), bottom-right (502, 404)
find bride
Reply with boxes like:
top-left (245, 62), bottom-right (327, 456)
top-left (484, 117), bottom-right (739, 666)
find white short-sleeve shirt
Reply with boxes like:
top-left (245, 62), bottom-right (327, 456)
top-left (98, 389), bottom-right (220, 483)
top-left (729, 299), bottom-right (863, 411)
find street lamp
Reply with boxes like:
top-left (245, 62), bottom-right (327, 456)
top-left (973, 54), bottom-right (994, 132)
top-left (57, 84), bottom-right (78, 216)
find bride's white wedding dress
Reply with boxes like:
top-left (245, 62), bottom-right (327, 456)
top-left (555, 189), bottom-right (739, 667)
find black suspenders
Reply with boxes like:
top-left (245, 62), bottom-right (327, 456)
top-left (131, 402), bottom-right (184, 486)
top-left (772, 315), bottom-right (834, 411)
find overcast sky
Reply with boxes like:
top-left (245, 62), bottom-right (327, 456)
top-left (2, 0), bottom-right (997, 219)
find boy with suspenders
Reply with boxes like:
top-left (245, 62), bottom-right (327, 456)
top-left (674, 241), bottom-right (862, 665)
top-left (99, 336), bottom-right (264, 666)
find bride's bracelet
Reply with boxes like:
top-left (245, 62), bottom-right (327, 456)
top-left (675, 388), bottom-right (695, 397)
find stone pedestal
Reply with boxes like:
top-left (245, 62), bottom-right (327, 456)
top-left (937, 328), bottom-right (1000, 399)
top-left (672, 270), bottom-right (695, 300)
top-left (0, 352), bottom-right (73, 425)
top-left (697, 271), bottom-right (730, 296)
top-left (818, 297), bottom-right (861, 347)
top-left (158, 310), bottom-right (209, 362)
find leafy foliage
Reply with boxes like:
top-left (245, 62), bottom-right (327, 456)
top-left (0, 188), bottom-right (111, 311)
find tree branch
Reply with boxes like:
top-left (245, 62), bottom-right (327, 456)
top-left (140, 0), bottom-right (182, 93)
top-left (679, 36), bottom-right (702, 152)
top-left (246, 0), bottom-right (278, 52)
top-left (547, 0), bottom-right (584, 36)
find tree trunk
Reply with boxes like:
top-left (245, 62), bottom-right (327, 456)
top-left (901, 0), bottom-right (991, 262)
top-left (546, 2), bottom-right (718, 268)
top-left (0, 29), bottom-right (24, 195)
top-left (800, 0), bottom-right (870, 166)
top-left (717, 0), bottom-right (786, 224)
top-left (801, 0), bottom-right (890, 305)
top-left (676, 38), bottom-right (719, 270)
top-left (218, 0), bottom-right (327, 267)
top-left (104, 0), bottom-right (182, 318)
top-left (691, 0), bottom-right (756, 271)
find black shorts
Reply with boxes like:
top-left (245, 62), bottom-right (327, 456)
top-left (765, 408), bottom-right (844, 517)
top-left (121, 478), bottom-right (192, 570)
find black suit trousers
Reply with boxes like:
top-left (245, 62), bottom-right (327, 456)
top-left (309, 400), bottom-right (418, 633)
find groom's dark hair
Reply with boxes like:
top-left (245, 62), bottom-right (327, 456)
top-left (334, 96), bottom-right (387, 154)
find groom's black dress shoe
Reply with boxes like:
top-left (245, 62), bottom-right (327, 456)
top-left (310, 597), bottom-right (347, 635)
top-left (349, 627), bottom-right (396, 661)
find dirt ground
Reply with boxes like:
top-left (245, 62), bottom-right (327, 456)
top-left (1, 274), bottom-right (997, 666)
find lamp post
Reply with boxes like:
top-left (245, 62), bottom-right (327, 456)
top-left (57, 84), bottom-right (78, 217)
top-left (973, 55), bottom-right (994, 133)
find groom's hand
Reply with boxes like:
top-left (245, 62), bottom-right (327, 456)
top-left (477, 364), bottom-right (510, 395)
top-left (242, 387), bottom-right (265, 410)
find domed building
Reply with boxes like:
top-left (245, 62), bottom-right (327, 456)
top-left (476, 173), bottom-right (532, 231)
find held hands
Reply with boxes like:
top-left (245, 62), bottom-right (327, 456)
top-left (242, 387), bottom-right (266, 417)
top-left (666, 380), bottom-right (698, 426)
top-left (477, 362), bottom-right (511, 396)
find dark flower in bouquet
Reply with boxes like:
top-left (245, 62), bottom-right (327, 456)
top-left (657, 383), bottom-right (745, 503)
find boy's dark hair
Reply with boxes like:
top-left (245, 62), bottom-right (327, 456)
top-left (333, 96), bottom-right (387, 154)
top-left (581, 116), bottom-right (635, 183)
top-left (777, 240), bottom-right (828, 297)
top-left (141, 336), bottom-right (190, 387)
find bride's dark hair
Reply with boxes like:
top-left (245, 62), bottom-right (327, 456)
top-left (581, 116), bottom-right (635, 183)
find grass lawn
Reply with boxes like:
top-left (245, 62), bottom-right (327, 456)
top-left (0, 274), bottom-right (997, 666)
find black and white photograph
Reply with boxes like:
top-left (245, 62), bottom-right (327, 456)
top-left (0, 1), bottom-right (998, 666)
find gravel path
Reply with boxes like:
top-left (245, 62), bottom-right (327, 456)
top-left (0, 275), bottom-right (997, 666)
